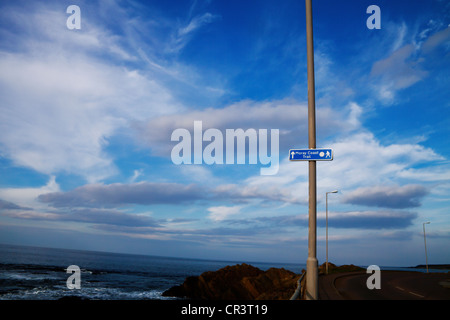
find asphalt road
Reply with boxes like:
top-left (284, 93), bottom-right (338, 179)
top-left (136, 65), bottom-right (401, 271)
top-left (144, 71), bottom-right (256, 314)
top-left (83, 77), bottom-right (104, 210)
top-left (319, 271), bottom-right (450, 300)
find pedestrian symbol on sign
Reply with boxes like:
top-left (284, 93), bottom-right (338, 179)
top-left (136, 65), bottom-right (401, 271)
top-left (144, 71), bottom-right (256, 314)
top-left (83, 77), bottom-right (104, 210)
top-left (289, 148), bottom-right (333, 161)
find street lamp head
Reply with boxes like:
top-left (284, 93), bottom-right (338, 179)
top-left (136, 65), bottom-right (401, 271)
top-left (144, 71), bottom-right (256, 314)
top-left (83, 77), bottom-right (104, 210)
top-left (328, 190), bottom-right (338, 194)
top-left (424, 221), bottom-right (430, 225)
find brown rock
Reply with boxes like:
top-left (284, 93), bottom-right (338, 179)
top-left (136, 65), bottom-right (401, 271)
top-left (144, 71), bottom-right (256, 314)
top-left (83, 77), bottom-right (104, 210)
top-left (162, 263), bottom-right (301, 300)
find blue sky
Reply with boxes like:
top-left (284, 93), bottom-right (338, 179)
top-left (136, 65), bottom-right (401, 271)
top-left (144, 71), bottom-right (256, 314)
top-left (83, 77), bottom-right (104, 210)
top-left (0, 0), bottom-right (449, 267)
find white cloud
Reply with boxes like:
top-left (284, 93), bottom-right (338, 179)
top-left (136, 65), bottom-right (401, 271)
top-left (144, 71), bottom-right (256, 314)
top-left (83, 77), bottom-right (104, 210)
top-left (0, 52), bottom-right (180, 181)
top-left (169, 12), bottom-right (219, 53)
top-left (391, 22), bottom-right (408, 52)
top-left (0, 5), bottom-right (183, 182)
top-left (178, 13), bottom-right (217, 37)
top-left (218, 128), bottom-right (445, 206)
top-left (207, 205), bottom-right (244, 222)
top-left (397, 165), bottom-right (450, 182)
top-left (0, 176), bottom-right (59, 209)
top-left (322, 132), bottom-right (443, 188)
top-left (129, 169), bottom-right (144, 183)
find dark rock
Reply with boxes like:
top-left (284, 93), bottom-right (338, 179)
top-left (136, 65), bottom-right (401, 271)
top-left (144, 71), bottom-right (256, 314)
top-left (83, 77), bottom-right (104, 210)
top-left (58, 295), bottom-right (89, 301)
top-left (318, 262), bottom-right (365, 274)
top-left (162, 263), bottom-right (301, 300)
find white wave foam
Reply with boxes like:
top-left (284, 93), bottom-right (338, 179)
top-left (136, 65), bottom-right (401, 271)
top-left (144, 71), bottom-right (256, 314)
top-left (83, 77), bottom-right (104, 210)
top-left (0, 285), bottom-right (174, 300)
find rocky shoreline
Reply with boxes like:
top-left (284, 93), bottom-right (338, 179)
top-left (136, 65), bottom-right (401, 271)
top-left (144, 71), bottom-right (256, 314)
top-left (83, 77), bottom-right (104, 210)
top-left (162, 262), bottom-right (366, 300)
top-left (162, 263), bottom-right (302, 300)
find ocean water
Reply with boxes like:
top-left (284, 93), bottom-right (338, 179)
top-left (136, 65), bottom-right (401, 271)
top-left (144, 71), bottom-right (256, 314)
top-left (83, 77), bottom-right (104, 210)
top-left (0, 244), bottom-right (305, 300)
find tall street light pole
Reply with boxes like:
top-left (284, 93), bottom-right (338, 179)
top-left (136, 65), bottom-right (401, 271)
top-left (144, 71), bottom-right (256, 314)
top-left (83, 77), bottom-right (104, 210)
top-left (305, 0), bottom-right (318, 300)
top-left (423, 221), bottom-right (430, 273)
top-left (326, 190), bottom-right (338, 274)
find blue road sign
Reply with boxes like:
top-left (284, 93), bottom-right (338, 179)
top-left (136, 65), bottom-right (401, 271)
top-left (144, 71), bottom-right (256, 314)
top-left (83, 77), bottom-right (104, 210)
top-left (289, 148), bottom-right (333, 161)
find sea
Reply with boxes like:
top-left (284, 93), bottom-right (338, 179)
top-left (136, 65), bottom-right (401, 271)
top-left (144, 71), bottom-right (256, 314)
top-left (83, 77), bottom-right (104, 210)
top-left (0, 243), bottom-right (305, 300)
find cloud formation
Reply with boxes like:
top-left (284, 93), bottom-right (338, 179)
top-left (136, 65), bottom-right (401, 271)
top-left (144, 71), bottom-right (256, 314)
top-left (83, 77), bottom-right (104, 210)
top-left (369, 22), bottom-right (450, 104)
top-left (207, 205), bottom-right (243, 222)
top-left (38, 182), bottom-right (205, 208)
top-left (0, 199), bottom-right (31, 211)
top-left (370, 44), bottom-right (428, 102)
top-left (135, 99), bottom-right (362, 158)
top-left (318, 211), bottom-right (418, 230)
top-left (1, 206), bottom-right (160, 228)
top-left (342, 185), bottom-right (429, 209)
top-left (172, 12), bottom-right (220, 52)
top-left (220, 210), bottom-right (418, 230)
top-left (0, 1), bottom-right (188, 182)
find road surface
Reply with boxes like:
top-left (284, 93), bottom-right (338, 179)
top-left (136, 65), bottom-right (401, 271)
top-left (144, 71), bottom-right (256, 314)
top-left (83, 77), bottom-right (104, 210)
top-left (319, 271), bottom-right (450, 300)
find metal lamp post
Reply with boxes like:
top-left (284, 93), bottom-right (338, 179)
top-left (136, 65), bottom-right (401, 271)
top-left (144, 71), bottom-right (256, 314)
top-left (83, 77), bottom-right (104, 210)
top-left (423, 222), bottom-right (430, 273)
top-left (326, 190), bottom-right (338, 274)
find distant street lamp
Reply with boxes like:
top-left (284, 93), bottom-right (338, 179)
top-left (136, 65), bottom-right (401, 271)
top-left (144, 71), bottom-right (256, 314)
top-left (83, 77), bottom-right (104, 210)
top-left (326, 190), bottom-right (338, 274)
top-left (423, 222), bottom-right (430, 273)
